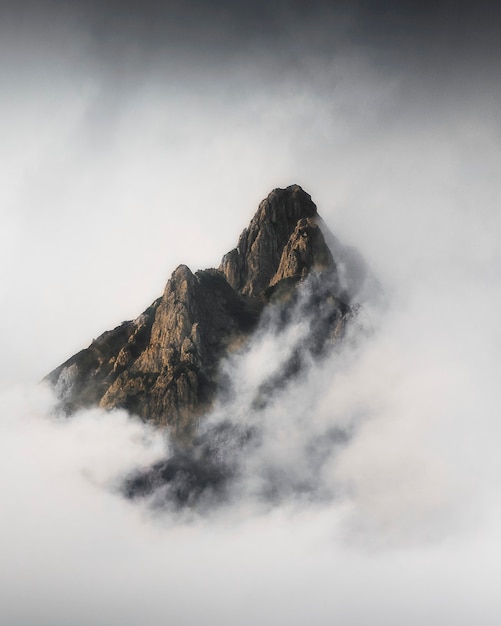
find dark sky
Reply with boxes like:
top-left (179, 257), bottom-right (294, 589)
top-left (3, 0), bottom-right (499, 130)
top-left (4, 1), bottom-right (501, 70)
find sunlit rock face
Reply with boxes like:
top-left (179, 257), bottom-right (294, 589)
top-left (219, 185), bottom-right (319, 296)
top-left (46, 184), bottom-right (361, 438)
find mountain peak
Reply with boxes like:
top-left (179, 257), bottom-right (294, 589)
top-left (46, 185), bottom-right (358, 438)
top-left (220, 185), bottom-right (320, 297)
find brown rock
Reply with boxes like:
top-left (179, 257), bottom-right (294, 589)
top-left (46, 185), bottom-right (354, 438)
top-left (219, 184), bottom-right (318, 296)
top-left (270, 217), bottom-right (336, 287)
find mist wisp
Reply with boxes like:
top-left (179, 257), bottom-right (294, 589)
top-left (122, 268), bottom-right (359, 512)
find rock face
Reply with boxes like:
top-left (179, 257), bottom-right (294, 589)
top-left (46, 185), bottom-right (363, 439)
top-left (220, 186), bottom-right (319, 295)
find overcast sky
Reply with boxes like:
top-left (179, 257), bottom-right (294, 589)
top-left (1, 2), bottom-right (501, 624)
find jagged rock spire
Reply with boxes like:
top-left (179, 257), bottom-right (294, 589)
top-left (46, 185), bottom-right (349, 438)
top-left (220, 185), bottom-right (320, 296)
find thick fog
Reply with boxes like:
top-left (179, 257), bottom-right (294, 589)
top-left (1, 2), bottom-right (501, 624)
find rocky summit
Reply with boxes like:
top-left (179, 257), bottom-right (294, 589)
top-left (46, 185), bottom-right (369, 439)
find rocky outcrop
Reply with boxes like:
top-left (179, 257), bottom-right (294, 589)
top-left (270, 217), bottom-right (335, 287)
top-left (220, 185), bottom-right (319, 295)
top-left (46, 184), bottom-right (362, 439)
top-left (99, 266), bottom-right (262, 435)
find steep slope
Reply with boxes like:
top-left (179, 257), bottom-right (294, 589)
top-left (46, 185), bottom-right (362, 438)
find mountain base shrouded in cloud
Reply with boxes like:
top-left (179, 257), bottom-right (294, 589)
top-left (45, 184), bottom-right (380, 509)
top-left (4, 176), bottom-right (501, 624)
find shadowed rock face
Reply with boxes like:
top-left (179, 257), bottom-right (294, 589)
top-left (46, 184), bottom-right (362, 439)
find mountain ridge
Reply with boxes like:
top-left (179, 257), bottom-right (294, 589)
top-left (46, 184), bottom-right (366, 439)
